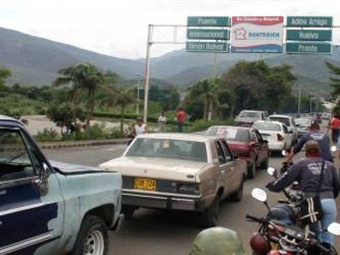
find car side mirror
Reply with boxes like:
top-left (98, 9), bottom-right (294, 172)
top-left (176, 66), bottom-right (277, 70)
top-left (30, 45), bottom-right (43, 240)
top-left (35, 163), bottom-right (50, 196)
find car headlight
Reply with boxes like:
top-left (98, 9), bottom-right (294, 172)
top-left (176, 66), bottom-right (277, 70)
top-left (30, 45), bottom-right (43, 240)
top-left (177, 183), bottom-right (200, 195)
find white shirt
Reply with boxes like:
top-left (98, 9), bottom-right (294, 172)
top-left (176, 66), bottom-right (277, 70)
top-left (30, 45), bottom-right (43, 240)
top-left (134, 123), bottom-right (146, 135)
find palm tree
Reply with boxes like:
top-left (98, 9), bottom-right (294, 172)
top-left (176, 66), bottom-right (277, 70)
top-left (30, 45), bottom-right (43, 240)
top-left (53, 63), bottom-right (119, 128)
top-left (100, 86), bottom-right (137, 133)
top-left (186, 78), bottom-right (221, 121)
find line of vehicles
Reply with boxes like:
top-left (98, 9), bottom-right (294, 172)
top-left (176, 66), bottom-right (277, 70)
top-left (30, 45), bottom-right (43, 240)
top-left (0, 110), bottom-right (336, 255)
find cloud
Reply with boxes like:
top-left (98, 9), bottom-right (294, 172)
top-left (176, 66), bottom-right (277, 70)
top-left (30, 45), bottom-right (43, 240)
top-left (0, 0), bottom-right (339, 59)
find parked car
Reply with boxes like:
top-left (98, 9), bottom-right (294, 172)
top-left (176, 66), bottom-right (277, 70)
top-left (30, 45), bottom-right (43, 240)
top-left (204, 125), bottom-right (269, 178)
top-left (267, 114), bottom-right (298, 145)
top-left (294, 117), bottom-right (313, 138)
top-left (252, 120), bottom-right (293, 154)
top-left (234, 110), bottom-right (267, 127)
top-left (0, 115), bottom-right (123, 255)
top-left (99, 133), bottom-right (247, 227)
top-left (321, 112), bottom-right (332, 120)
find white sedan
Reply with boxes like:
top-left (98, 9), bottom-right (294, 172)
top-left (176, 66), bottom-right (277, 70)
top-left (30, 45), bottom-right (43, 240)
top-left (252, 120), bottom-right (293, 154)
top-left (99, 133), bottom-right (247, 227)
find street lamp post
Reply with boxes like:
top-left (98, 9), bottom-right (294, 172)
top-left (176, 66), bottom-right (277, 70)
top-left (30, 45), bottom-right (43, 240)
top-left (136, 74), bottom-right (141, 116)
top-left (298, 84), bottom-right (301, 115)
top-left (310, 97), bottom-right (316, 113)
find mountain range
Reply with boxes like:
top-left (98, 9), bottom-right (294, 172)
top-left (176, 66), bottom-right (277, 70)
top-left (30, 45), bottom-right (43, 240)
top-left (1, 27), bottom-right (340, 96)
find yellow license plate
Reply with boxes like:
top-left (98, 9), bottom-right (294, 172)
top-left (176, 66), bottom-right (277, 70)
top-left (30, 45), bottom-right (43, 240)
top-left (134, 178), bottom-right (156, 191)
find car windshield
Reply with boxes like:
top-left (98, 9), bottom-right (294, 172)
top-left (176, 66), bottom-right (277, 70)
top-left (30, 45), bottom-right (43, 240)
top-left (268, 116), bottom-right (290, 126)
top-left (0, 129), bottom-right (30, 165)
top-left (125, 137), bottom-right (208, 162)
top-left (239, 111), bottom-right (260, 118)
top-left (252, 122), bottom-right (281, 131)
top-left (206, 127), bottom-right (250, 142)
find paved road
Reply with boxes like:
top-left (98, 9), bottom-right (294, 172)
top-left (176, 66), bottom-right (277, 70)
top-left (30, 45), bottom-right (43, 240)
top-left (44, 144), bottom-right (340, 255)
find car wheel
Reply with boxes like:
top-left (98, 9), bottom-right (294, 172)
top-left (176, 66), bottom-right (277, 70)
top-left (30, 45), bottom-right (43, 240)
top-left (229, 177), bottom-right (244, 202)
top-left (71, 215), bottom-right (108, 255)
top-left (260, 155), bottom-right (269, 169)
top-left (122, 205), bottom-right (137, 220)
top-left (200, 194), bottom-right (220, 227)
top-left (247, 162), bottom-right (256, 179)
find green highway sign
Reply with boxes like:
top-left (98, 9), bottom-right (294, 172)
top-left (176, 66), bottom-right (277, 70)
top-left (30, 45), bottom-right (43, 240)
top-left (286, 42), bottom-right (332, 54)
top-left (286, 29), bottom-right (332, 41)
top-left (187, 29), bottom-right (230, 40)
top-left (286, 16), bottom-right (333, 27)
top-left (186, 42), bottom-right (229, 52)
top-left (187, 16), bottom-right (230, 27)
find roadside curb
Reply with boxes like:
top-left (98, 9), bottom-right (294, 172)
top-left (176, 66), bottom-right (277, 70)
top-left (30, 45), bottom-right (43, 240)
top-left (38, 138), bottom-right (130, 149)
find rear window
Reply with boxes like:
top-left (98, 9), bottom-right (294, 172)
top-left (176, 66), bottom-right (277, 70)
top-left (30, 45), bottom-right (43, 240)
top-left (239, 111), bottom-right (261, 119)
top-left (126, 137), bottom-right (207, 162)
top-left (205, 127), bottom-right (250, 142)
top-left (253, 122), bottom-right (281, 131)
top-left (268, 116), bottom-right (290, 127)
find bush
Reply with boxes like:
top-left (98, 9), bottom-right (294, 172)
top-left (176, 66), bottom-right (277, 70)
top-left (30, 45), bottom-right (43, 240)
top-left (35, 128), bottom-right (60, 142)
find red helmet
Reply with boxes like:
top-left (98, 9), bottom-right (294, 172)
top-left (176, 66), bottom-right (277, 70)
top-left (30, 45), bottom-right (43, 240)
top-left (250, 233), bottom-right (271, 255)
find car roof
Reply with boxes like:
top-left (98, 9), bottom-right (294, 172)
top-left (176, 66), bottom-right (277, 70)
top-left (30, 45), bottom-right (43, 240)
top-left (136, 133), bottom-right (220, 142)
top-left (208, 125), bottom-right (252, 130)
top-left (0, 115), bottom-right (25, 127)
top-left (253, 120), bottom-right (286, 126)
top-left (268, 114), bottom-right (292, 118)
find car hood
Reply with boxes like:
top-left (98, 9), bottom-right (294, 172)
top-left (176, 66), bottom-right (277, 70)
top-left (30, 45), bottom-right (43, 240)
top-left (99, 157), bottom-right (210, 181)
top-left (51, 160), bottom-right (113, 175)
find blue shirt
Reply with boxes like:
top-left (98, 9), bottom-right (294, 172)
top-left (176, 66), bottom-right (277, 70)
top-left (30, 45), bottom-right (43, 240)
top-left (293, 130), bottom-right (333, 162)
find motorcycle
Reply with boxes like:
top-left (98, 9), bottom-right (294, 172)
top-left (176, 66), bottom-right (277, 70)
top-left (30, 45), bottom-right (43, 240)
top-left (247, 187), bottom-right (340, 255)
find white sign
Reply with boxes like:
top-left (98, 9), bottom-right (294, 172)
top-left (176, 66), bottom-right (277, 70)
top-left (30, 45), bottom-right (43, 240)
top-left (231, 16), bottom-right (284, 53)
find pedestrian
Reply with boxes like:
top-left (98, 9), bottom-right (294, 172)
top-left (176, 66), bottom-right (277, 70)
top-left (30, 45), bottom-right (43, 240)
top-left (284, 122), bottom-right (333, 163)
top-left (157, 113), bottom-right (167, 132)
top-left (328, 114), bottom-right (340, 145)
top-left (176, 107), bottom-right (186, 132)
top-left (131, 116), bottom-right (148, 137)
top-left (266, 140), bottom-right (340, 249)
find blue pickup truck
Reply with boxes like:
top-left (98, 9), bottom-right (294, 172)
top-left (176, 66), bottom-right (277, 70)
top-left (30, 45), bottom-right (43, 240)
top-left (0, 115), bottom-right (123, 255)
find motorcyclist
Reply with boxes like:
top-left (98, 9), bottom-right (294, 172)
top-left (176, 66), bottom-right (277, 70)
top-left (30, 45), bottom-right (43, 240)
top-left (284, 122), bottom-right (334, 163)
top-left (266, 140), bottom-right (340, 249)
top-left (189, 227), bottom-right (246, 255)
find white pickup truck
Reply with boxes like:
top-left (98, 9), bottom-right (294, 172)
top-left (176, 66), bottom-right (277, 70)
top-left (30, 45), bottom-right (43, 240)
top-left (0, 115), bottom-right (123, 255)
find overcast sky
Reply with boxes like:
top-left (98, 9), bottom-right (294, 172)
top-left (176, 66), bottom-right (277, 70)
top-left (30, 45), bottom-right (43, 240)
top-left (1, 0), bottom-right (339, 59)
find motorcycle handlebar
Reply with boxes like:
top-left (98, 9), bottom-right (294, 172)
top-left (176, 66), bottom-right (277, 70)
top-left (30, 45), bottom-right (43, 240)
top-left (246, 214), bottom-right (267, 224)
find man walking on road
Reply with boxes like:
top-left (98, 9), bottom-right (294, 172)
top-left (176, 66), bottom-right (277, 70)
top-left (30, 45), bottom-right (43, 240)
top-left (176, 107), bottom-right (186, 132)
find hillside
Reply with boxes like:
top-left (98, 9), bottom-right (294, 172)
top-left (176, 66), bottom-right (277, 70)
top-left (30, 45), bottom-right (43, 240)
top-left (1, 26), bottom-right (340, 98)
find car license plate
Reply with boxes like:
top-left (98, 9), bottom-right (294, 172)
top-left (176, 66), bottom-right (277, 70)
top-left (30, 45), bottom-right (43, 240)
top-left (134, 178), bottom-right (156, 191)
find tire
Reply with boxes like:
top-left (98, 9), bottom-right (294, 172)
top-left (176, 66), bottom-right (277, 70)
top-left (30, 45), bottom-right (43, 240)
top-left (229, 177), bottom-right (244, 202)
top-left (247, 161), bottom-right (256, 179)
top-left (122, 205), bottom-right (136, 220)
top-left (259, 155), bottom-right (269, 170)
top-left (71, 215), bottom-right (108, 255)
top-left (200, 195), bottom-right (220, 227)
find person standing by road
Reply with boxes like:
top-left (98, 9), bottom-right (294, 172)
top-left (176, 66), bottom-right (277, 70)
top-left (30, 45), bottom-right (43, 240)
top-left (284, 122), bottom-right (334, 163)
top-left (157, 113), bottom-right (167, 132)
top-left (131, 116), bottom-right (148, 136)
top-left (328, 114), bottom-right (340, 145)
top-left (176, 107), bottom-right (186, 132)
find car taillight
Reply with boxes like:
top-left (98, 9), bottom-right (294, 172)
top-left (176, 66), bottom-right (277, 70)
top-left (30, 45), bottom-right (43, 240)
top-left (277, 133), bottom-right (284, 141)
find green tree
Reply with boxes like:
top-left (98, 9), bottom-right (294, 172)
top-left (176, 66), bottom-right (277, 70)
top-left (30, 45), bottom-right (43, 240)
top-left (100, 86), bottom-right (136, 133)
top-left (186, 78), bottom-right (221, 121)
top-left (0, 67), bottom-right (11, 92)
top-left (53, 63), bottom-right (119, 128)
top-left (222, 60), bottom-right (295, 116)
top-left (46, 104), bottom-right (73, 134)
top-left (326, 62), bottom-right (340, 98)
